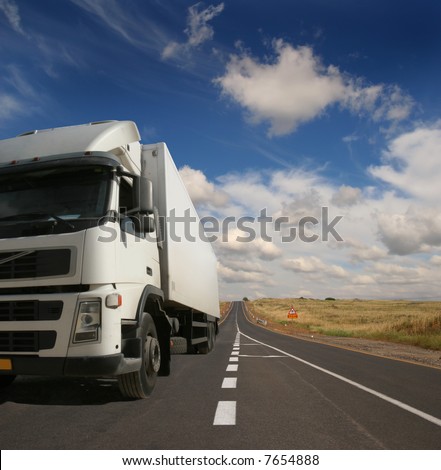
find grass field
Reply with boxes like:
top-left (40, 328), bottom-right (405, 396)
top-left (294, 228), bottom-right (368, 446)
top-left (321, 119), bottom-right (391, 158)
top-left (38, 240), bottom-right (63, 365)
top-left (219, 301), bottom-right (231, 320)
top-left (245, 298), bottom-right (441, 350)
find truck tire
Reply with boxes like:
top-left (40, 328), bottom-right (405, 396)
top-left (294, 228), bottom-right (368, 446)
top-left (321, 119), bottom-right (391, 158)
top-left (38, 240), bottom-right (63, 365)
top-left (0, 375), bottom-right (16, 387)
top-left (118, 313), bottom-right (160, 399)
top-left (170, 336), bottom-right (188, 354)
top-left (198, 321), bottom-right (215, 354)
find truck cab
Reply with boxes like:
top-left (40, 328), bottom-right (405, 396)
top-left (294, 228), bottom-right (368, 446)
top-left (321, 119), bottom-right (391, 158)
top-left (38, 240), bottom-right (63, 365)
top-left (0, 121), bottom-right (219, 398)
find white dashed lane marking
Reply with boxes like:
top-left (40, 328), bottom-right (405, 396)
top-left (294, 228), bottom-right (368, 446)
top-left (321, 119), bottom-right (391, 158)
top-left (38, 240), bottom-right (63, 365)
top-left (213, 401), bottom-right (237, 425)
top-left (222, 377), bottom-right (238, 389)
top-left (214, 333), bottom-right (241, 425)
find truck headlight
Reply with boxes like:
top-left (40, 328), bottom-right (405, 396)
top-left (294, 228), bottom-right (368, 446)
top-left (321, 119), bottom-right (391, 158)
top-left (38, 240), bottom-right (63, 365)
top-left (73, 301), bottom-right (101, 343)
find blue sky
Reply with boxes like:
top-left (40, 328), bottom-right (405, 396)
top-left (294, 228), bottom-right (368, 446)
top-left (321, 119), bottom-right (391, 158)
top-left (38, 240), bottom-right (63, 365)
top-left (1, 0), bottom-right (441, 300)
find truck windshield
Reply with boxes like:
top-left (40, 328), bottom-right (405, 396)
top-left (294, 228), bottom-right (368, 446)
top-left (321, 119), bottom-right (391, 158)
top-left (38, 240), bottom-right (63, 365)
top-left (0, 164), bottom-right (112, 237)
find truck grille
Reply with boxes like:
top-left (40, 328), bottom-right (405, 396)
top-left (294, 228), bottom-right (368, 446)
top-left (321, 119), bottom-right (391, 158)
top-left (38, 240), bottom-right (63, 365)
top-left (0, 249), bottom-right (71, 279)
top-left (0, 331), bottom-right (57, 352)
top-left (0, 301), bottom-right (63, 321)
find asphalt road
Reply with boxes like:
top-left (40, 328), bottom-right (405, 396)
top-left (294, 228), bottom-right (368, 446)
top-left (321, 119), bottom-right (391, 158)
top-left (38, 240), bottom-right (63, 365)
top-left (1, 301), bottom-right (440, 449)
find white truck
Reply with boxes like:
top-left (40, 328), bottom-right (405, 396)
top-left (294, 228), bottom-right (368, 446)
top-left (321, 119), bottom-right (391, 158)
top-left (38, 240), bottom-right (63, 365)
top-left (0, 120), bottom-right (219, 398)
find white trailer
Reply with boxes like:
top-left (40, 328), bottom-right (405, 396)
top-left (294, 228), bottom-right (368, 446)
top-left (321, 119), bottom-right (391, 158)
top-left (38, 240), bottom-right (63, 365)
top-left (0, 121), bottom-right (220, 398)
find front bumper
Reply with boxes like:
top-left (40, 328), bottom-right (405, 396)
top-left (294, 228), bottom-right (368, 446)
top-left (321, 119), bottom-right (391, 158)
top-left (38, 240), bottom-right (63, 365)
top-left (0, 353), bottom-right (141, 377)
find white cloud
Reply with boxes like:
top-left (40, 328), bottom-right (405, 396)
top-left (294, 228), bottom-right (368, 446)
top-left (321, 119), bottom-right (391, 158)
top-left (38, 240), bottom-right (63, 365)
top-left (221, 259), bottom-right (268, 274)
top-left (430, 255), bottom-right (441, 266)
top-left (162, 2), bottom-right (224, 60)
top-left (70, 0), bottom-right (134, 42)
top-left (215, 170), bottom-right (282, 216)
top-left (179, 165), bottom-right (229, 208)
top-left (282, 256), bottom-right (348, 279)
top-left (0, 66), bottom-right (46, 121)
top-left (181, 129), bottom-right (441, 299)
top-left (348, 243), bottom-right (388, 263)
top-left (366, 122), bottom-right (441, 256)
top-left (331, 185), bottom-right (362, 207)
top-left (70, 0), bottom-right (169, 54)
top-left (344, 83), bottom-right (414, 124)
top-left (0, 0), bottom-right (26, 36)
top-left (0, 67), bottom-right (35, 121)
top-left (4, 65), bottom-right (37, 98)
top-left (215, 41), bottom-right (345, 136)
top-left (374, 85), bottom-right (415, 122)
top-left (277, 188), bottom-right (323, 223)
top-left (217, 167), bottom-right (326, 219)
top-left (252, 237), bottom-right (283, 261)
top-left (161, 42), bottom-right (181, 60)
top-left (217, 261), bottom-right (270, 284)
top-left (352, 274), bottom-right (376, 285)
top-left (0, 93), bottom-right (23, 120)
top-left (186, 2), bottom-right (224, 47)
top-left (215, 40), bottom-right (414, 136)
top-left (370, 262), bottom-right (425, 285)
top-left (215, 228), bottom-right (283, 262)
top-left (342, 134), bottom-right (359, 144)
top-left (376, 208), bottom-right (441, 255)
top-left (369, 121), bottom-right (441, 202)
top-left (34, 35), bottom-right (84, 78)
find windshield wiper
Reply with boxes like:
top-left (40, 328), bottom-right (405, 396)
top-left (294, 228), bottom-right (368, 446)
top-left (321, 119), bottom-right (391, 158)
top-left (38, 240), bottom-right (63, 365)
top-left (0, 212), bottom-right (75, 230)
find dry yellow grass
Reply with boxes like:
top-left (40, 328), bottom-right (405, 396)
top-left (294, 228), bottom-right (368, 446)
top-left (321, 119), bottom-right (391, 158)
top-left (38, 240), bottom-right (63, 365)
top-left (246, 298), bottom-right (441, 350)
top-left (219, 301), bottom-right (232, 320)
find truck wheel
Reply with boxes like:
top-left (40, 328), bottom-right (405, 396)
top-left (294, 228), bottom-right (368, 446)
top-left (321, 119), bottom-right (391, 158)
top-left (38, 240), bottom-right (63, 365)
top-left (208, 321), bottom-right (216, 351)
top-left (118, 313), bottom-right (160, 399)
top-left (170, 336), bottom-right (188, 354)
top-left (198, 321), bottom-right (215, 354)
top-left (0, 375), bottom-right (16, 387)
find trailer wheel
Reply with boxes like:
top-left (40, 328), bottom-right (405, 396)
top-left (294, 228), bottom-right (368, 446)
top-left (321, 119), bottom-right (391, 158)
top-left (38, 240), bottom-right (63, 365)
top-left (198, 321), bottom-right (215, 354)
top-left (118, 313), bottom-right (160, 399)
top-left (0, 375), bottom-right (16, 388)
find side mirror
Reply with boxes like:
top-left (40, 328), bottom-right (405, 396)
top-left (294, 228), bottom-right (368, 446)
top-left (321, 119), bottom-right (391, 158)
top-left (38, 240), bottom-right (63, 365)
top-left (132, 214), bottom-right (155, 234)
top-left (135, 176), bottom-right (153, 214)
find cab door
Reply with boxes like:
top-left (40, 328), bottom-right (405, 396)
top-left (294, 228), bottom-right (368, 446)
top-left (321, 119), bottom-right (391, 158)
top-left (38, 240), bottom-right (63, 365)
top-left (115, 177), bottom-right (160, 291)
